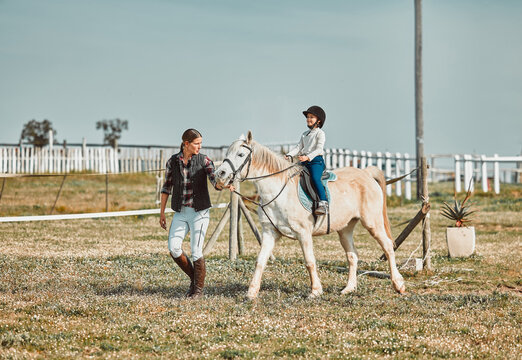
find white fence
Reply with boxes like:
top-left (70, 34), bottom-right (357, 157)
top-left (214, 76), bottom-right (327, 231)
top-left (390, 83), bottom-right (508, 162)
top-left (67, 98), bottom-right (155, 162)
top-left (454, 154), bottom-right (522, 194)
top-left (0, 146), bottom-right (120, 174)
top-left (322, 150), bottom-right (522, 196)
top-left (324, 149), bottom-right (414, 199)
top-left (1, 144), bottom-right (520, 198)
top-left (0, 144), bottom-right (227, 174)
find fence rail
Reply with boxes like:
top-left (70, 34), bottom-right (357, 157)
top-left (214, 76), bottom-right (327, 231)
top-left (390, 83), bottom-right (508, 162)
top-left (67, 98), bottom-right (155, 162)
top-left (1, 144), bottom-right (520, 198)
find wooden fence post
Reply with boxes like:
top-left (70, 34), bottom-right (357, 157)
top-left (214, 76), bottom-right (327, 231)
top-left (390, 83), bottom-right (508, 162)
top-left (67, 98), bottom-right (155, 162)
top-left (0, 178), bottom-right (6, 204)
top-left (238, 207), bottom-right (244, 255)
top-left (379, 201), bottom-right (430, 261)
top-left (50, 175), bottom-right (67, 215)
top-left (49, 130), bottom-right (53, 173)
top-left (229, 180), bottom-right (239, 260)
top-left (421, 157), bottom-right (431, 270)
top-left (203, 204), bottom-right (231, 256)
top-left (463, 154), bottom-right (474, 192)
top-left (105, 173), bottom-right (109, 212)
top-left (454, 155), bottom-right (461, 193)
top-left (385, 152), bottom-right (392, 196)
top-left (481, 155), bottom-right (488, 192)
top-left (493, 154), bottom-right (500, 194)
top-left (404, 153), bottom-right (412, 200)
top-left (395, 152), bottom-right (402, 197)
top-left (236, 182), bottom-right (244, 255)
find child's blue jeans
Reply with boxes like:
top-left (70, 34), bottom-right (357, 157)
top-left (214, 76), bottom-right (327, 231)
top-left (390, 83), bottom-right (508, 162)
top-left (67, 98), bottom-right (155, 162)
top-left (302, 155), bottom-right (327, 201)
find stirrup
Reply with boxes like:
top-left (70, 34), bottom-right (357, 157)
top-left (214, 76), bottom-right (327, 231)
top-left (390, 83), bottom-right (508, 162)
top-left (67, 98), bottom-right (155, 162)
top-left (314, 201), bottom-right (328, 216)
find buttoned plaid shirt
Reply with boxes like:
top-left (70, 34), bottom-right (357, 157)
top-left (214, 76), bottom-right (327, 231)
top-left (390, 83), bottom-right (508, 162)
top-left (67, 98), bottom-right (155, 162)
top-left (161, 153), bottom-right (217, 208)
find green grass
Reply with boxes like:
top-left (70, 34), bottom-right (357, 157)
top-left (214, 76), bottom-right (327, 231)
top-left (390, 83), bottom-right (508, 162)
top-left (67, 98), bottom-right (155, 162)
top-left (0, 176), bottom-right (521, 358)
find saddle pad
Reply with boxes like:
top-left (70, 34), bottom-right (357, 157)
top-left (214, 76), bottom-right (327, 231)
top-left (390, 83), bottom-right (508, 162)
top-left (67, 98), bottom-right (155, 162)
top-left (298, 171), bottom-right (337, 213)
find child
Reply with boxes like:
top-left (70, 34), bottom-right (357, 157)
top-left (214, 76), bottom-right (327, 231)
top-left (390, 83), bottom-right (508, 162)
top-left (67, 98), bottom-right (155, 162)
top-left (285, 105), bottom-right (328, 215)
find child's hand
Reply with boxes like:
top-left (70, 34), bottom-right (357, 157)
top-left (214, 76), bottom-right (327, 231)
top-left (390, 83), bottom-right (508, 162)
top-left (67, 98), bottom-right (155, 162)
top-left (298, 155), bottom-right (310, 162)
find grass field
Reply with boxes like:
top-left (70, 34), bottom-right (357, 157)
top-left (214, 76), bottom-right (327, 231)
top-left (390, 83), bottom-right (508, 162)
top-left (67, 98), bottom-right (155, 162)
top-left (0, 174), bottom-right (521, 359)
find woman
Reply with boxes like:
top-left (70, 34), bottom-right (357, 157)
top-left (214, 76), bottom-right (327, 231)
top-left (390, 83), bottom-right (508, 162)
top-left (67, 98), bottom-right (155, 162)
top-left (159, 128), bottom-right (231, 298)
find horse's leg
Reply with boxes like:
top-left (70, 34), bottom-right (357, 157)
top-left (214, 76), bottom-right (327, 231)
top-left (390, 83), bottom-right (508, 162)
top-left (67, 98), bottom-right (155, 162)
top-left (246, 229), bottom-right (279, 300)
top-left (361, 220), bottom-right (406, 294)
top-left (298, 232), bottom-right (323, 298)
top-left (338, 219), bottom-right (359, 294)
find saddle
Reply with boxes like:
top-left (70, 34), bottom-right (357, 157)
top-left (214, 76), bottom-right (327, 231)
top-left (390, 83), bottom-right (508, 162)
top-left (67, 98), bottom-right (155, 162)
top-left (298, 169), bottom-right (337, 233)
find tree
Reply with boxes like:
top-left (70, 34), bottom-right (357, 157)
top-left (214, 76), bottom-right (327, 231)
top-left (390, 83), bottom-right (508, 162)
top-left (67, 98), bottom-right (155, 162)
top-left (20, 119), bottom-right (57, 147)
top-left (96, 119), bottom-right (129, 148)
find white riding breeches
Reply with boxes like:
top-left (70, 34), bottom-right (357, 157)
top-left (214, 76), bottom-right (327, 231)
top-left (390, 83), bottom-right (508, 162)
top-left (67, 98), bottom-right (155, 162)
top-left (168, 206), bottom-right (210, 261)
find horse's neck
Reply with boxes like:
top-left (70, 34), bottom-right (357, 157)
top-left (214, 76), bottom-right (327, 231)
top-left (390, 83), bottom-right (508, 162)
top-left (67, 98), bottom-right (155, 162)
top-left (248, 163), bottom-right (296, 201)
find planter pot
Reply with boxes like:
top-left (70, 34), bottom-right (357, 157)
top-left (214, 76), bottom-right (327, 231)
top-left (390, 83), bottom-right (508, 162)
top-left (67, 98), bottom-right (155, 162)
top-left (446, 227), bottom-right (475, 258)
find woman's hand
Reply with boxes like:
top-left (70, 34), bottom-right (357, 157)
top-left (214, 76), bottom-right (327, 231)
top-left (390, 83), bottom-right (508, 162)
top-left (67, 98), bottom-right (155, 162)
top-left (298, 155), bottom-right (310, 162)
top-left (216, 183), bottom-right (235, 192)
top-left (159, 212), bottom-right (167, 230)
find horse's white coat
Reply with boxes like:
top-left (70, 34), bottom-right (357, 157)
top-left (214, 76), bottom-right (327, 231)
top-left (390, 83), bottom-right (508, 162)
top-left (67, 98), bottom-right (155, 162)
top-left (215, 132), bottom-right (405, 299)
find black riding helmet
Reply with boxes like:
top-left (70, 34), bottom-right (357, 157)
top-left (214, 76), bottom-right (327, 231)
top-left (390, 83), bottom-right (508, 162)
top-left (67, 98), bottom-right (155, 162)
top-left (302, 105), bottom-right (326, 128)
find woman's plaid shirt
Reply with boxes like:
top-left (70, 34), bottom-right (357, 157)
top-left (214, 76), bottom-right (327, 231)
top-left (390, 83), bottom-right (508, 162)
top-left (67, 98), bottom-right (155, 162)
top-left (161, 153), bottom-right (217, 208)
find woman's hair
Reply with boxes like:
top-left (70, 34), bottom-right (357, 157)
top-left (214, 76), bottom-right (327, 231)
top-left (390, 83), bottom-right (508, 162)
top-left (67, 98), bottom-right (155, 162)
top-left (180, 128), bottom-right (202, 151)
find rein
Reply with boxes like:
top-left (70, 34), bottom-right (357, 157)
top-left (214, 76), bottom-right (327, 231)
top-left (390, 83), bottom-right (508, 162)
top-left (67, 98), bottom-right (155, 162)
top-left (225, 143), bottom-right (303, 234)
top-left (223, 144), bottom-right (253, 182)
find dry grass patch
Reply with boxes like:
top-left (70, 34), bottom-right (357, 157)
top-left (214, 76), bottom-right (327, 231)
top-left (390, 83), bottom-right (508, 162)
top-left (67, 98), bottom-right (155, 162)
top-left (0, 179), bottom-right (521, 358)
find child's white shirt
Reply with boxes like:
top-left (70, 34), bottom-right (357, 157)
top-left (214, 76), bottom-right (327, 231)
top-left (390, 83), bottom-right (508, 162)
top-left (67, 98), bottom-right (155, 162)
top-left (286, 128), bottom-right (326, 160)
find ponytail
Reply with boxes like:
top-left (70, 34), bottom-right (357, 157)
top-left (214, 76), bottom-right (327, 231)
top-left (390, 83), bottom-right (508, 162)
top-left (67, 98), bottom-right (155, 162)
top-left (180, 128), bottom-right (202, 152)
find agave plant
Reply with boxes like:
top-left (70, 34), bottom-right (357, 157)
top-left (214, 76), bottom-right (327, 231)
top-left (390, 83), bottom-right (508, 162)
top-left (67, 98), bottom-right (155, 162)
top-left (441, 187), bottom-right (476, 227)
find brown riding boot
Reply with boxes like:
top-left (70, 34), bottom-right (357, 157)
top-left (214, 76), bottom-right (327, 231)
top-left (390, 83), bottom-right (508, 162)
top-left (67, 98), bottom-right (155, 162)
top-left (190, 257), bottom-right (206, 298)
top-left (171, 252), bottom-right (195, 297)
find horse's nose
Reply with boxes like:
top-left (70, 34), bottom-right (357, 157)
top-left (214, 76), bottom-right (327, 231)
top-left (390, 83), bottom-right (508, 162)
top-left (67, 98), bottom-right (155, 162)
top-left (217, 169), bottom-right (226, 179)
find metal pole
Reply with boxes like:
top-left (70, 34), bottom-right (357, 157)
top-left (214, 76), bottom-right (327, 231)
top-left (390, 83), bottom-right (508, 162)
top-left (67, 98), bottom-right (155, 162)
top-left (415, 0), bottom-right (424, 199)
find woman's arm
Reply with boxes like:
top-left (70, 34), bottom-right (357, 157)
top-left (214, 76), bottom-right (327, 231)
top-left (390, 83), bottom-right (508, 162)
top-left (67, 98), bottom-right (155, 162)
top-left (159, 158), bottom-right (173, 230)
top-left (159, 193), bottom-right (169, 230)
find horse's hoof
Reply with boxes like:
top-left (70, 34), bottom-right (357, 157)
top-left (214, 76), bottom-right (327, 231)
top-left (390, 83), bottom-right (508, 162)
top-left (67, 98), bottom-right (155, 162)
top-left (395, 284), bottom-right (406, 295)
top-left (245, 296), bottom-right (258, 303)
top-left (246, 291), bottom-right (258, 301)
top-left (341, 286), bottom-right (357, 295)
top-left (308, 289), bottom-right (323, 299)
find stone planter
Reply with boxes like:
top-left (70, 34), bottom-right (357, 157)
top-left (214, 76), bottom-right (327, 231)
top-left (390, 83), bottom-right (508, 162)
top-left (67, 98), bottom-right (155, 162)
top-left (446, 227), bottom-right (475, 257)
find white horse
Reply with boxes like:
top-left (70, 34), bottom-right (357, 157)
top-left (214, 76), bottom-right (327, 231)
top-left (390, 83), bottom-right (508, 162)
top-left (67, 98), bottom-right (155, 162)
top-left (215, 132), bottom-right (405, 299)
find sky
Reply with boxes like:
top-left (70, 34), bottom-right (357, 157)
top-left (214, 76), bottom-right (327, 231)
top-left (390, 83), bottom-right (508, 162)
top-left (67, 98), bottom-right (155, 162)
top-left (1, 0), bottom-right (521, 156)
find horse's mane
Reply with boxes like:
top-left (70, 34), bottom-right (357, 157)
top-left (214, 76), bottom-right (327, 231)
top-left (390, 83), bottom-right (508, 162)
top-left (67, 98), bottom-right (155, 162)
top-left (250, 140), bottom-right (302, 179)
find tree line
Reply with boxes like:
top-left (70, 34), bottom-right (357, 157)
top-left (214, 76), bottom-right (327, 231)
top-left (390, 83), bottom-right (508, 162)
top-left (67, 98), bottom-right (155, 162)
top-left (19, 119), bottom-right (128, 148)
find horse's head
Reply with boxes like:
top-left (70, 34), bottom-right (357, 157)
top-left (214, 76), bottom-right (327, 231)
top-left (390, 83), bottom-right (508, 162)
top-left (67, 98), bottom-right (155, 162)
top-left (215, 131), bottom-right (254, 186)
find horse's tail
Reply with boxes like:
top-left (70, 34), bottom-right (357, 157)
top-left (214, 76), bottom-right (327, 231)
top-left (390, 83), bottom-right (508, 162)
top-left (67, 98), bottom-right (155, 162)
top-left (363, 166), bottom-right (393, 240)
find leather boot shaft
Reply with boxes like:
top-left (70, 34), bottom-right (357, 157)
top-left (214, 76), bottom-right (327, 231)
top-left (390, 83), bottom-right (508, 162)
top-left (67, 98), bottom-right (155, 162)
top-left (191, 258), bottom-right (206, 298)
top-left (171, 252), bottom-right (195, 296)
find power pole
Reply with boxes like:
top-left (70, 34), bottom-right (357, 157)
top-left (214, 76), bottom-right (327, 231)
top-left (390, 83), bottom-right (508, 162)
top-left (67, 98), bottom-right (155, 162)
top-left (415, 0), bottom-right (424, 199)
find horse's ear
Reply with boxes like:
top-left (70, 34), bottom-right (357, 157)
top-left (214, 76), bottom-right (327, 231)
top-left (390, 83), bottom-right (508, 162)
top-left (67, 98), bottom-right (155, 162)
top-left (247, 131), bottom-right (253, 145)
top-left (239, 134), bottom-right (246, 141)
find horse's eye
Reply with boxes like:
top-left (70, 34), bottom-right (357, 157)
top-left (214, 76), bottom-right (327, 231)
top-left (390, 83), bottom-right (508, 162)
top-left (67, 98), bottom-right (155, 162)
top-left (238, 153), bottom-right (245, 157)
